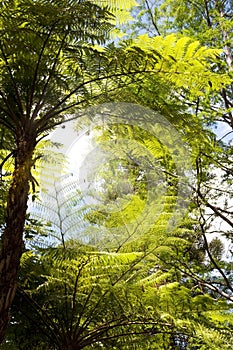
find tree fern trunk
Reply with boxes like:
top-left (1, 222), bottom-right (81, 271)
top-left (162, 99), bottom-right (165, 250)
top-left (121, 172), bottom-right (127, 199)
top-left (0, 137), bottom-right (34, 343)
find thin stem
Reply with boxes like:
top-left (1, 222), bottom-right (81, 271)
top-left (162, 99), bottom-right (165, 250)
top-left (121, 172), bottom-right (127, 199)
top-left (144, 0), bottom-right (161, 35)
top-left (0, 41), bottom-right (24, 119)
top-left (28, 22), bottom-right (60, 117)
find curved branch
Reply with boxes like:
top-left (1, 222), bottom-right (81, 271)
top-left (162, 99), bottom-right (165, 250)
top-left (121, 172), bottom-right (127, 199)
top-left (144, 0), bottom-right (161, 35)
top-left (0, 151), bottom-right (15, 179)
top-left (28, 21), bottom-right (61, 117)
top-left (0, 91), bottom-right (20, 131)
top-left (16, 287), bottom-right (61, 347)
top-left (0, 41), bottom-right (24, 118)
top-left (197, 188), bottom-right (233, 228)
top-left (31, 31), bottom-right (69, 121)
top-left (80, 319), bottom-right (175, 349)
top-left (200, 220), bottom-right (233, 293)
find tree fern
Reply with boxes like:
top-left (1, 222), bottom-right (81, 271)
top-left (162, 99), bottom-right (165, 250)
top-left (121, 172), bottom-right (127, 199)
top-left (128, 33), bottom-right (230, 96)
top-left (95, 0), bottom-right (138, 25)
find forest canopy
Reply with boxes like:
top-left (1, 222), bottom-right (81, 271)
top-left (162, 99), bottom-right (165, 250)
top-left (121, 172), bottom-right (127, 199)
top-left (0, 0), bottom-right (233, 349)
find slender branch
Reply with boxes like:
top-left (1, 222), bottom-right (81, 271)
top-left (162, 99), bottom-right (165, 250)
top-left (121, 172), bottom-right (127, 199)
top-left (28, 22), bottom-right (60, 117)
top-left (15, 306), bottom-right (59, 348)
top-left (156, 253), bottom-right (233, 302)
top-left (36, 70), bottom-right (141, 123)
top-left (77, 254), bottom-right (143, 333)
top-left (16, 287), bottom-right (61, 346)
top-left (0, 118), bottom-right (15, 133)
top-left (197, 188), bottom-right (233, 228)
top-left (0, 41), bottom-right (24, 118)
top-left (184, 265), bottom-right (233, 301)
top-left (80, 319), bottom-right (172, 345)
top-left (203, 0), bottom-right (212, 27)
top-left (35, 74), bottom-right (140, 134)
top-left (200, 151), bottom-right (233, 174)
top-left (218, 130), bottom-right (233, 142)
top-left (0, 91), bottom-right (20, 130)
top-left (0, 152), bottom-right (14, 179)
top-left (31, 32), bottom-right (69, 121)
top-left (200, 218), bottom-right (233, 293)
top-left (78, 246), bottom-right (162, 333)
top-left (144, 0), bottom-right (161, 35)
top-left (74, 284), bottom-right (95, 338)
top-left (69, 262), bottom-right (85, 334)
top-left (210, 206), bottom-right (233, 215)
top-left (79, 318), bottom-right (184, 349)
top-left (41, 54), bottom-right (209, 122)
top-left (195, 156), bottom-right (233, 228)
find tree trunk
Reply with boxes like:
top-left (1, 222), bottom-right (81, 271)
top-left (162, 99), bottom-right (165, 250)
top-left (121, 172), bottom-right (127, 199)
top-left (0, 137), bottom-right (35, 343)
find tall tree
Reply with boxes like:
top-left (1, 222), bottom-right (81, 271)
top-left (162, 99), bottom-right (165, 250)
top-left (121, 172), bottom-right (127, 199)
top-left (0, 0), bottom-right (229, 342)
top-left (128, 0), bottom-right (233, 303)
top-left (0, 0), bottom-right (133, 341)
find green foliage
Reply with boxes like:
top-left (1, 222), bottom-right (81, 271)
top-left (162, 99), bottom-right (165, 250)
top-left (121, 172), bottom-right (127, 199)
top-left (0, 0), bottom-right (114, 137)
top-left (127, 33), bottom-right (229, 97)
top-left (4, 248), bottom-right (153, 349)
top-left (1, 0), bottom-right (233, 348)
top-left (95, 0), bottom-right (139, 25)
top-left (4, 244), bottom-right (233, 349)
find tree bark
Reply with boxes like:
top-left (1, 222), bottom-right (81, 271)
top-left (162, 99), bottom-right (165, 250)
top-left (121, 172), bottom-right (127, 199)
top-left (0, 136), bottom-right (35, 343)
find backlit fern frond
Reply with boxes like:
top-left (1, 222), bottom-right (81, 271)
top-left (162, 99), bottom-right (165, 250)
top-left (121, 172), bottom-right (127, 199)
top-left (127, 33), bottom-right (230, 96)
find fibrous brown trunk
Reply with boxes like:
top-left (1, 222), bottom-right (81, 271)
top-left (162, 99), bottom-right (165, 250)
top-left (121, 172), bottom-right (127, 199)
top-left (0, 137), bottom-right (35, 343)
